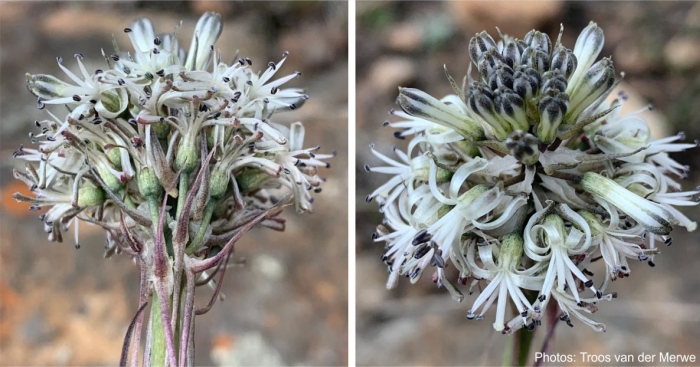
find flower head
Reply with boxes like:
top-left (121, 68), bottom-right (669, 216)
top-left (368, 21), bottom-right (697, 333)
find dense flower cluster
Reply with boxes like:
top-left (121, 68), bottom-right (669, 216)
top-left (367, 22), bottom-right (698, 333)
top-left (14, 12), bottom-right (332, 365)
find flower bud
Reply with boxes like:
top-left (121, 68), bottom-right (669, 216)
top-left (235, 168), bottom-right (270, 195)
top-left (568, 21), bottom-right (604, 91)
top-left (151, 121), bottom-right (171, 140)
top-left (499, 232), bottom-right (524, 271)
top-left (96, 162), bottom-right (124, 192)
top-left (581, 172), bottom-right (678, 235)
top-left (550, 47), bottom-right (578, 79)
top-left (522, 47), bottom-right (550, 74)
top-left (505, 130), bottom-right (540, 165)
top-left (541, 70), bottom-right (568, 94)
top-left (397, 87), bottom-right (484, 140)
top-left (138, 167), bottom-right (162, 198)
top-left (487, 64), bottom-right (515, 91)
top-left (501, 40), bottom-right (526, 67)
top-left (466, 84), bottom-right (511, 141)
top-left (77, 185), bottom-right (106, 207)
top-left (469, 31), bottom-right (497, 65)
top-left (567, 57), bottom-right (615, 121)
top-left (493, 87), bottom-right (529, 131)
top-left (174, 142), bottom-right (198, 173)
top-left (524, 30), bottom-right (552, 54)
top-left (106, 147), bottom-right (122, 170)
top-left (536, 91), bottom-right (569, 145)
top-left (477, 49), bottom-right (506, 80)
top-left (26, 73), bottom-right (72, 100)
top-left (185, 12), bottom-right (223, 71)
top-left (513, 66), bottom-right (540, 101)
top-left (209, 171), bottom-right (230, 199)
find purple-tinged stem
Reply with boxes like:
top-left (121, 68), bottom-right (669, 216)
top-left (195, 251), bottom-right (231, 315)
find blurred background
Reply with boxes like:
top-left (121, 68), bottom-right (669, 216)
top-left (0, 1), bottom-right (347, 365)
top-left (357, 2), bottom-right (700, 366)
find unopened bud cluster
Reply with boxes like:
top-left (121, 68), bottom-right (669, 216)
top-left (14, 12), bottom-right (332, 364)
top-left (368, 22), bottom-right (698, 333)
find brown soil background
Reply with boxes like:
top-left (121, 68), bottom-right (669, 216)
top-left (0, 2), bottom-right (348, 366)
top-left (356, 2), bottom-right (700, 366)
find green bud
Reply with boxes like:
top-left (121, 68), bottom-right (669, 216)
top-left (106, 147), bottom-right (122, 170)
top-left (236, 168), bottom-right (270, 195)
top-left (96, 162), bottom-right (124, 192)
top-left (175, 144), bottom-right (198, 173)
top-left (499, 233), bottom-right (524, 271)
top-left (138, 167), bottom-right (162, 198)
top-left (77, 185), bottom-right (106, 207)
top-left (152, 121), bottom-right (171, 140)
top-left (209, 171), bottom-right (230, 200)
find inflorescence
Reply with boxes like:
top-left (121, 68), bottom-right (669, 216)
top-left (367, 21), bottom-right (698, 333)
top-left (14, 12), bottom-right (332, 365)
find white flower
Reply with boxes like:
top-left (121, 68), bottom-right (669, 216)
top-left (465, 233), bottom-right (545, 332)
top-left (582, 172), bottom-right (679, 235)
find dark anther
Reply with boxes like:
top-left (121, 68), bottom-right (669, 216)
top-left (382, 121), bottom-right (390, 127)
top-left (72, 95), bottom-right (81, 102)
top-left (74, 53), bottom-right (84, 60)
top-left (222, 76), bottom-right (230, 83)
top-left (538, 294), bottom-right (546, 302)
top-left (145, 72), bottom-right (154, 80)
top-left (111, 54), bottom-right (120, 61)
top-left (268, 61), bottom-right (276, 70)
top-left (289, 104), bottom-right (297, 110)
top-left (238, 58), bottom-right (245, 66)
top-left (154, 37), bottom-right (161, 46)
top-left (584, 280), bottom-right (593, 287)
top-left (365, 195), bottom-right (373, 203)
top-left (271, 86), bottom-right (278, 94)
top-left (118, 79), bottom-right (125, 86)
top-left (56, 56), bottom-right (63, 64)
top-left (156, 69), bottom-right (165, 77)
top-left (596, 290), bottom-right (603, 299)
top-left (648, 261), bottom-right (656, 267)
top-left (245, 57), bottom-right (252, 65)
top-left (75, 243), bottom-right (80, 249)
top-left (393, 131), bottom-right (406, 140)
top-left (152, 48), bottom-right (160, 54)
top-left (124, 28), bottom-right (132, 33)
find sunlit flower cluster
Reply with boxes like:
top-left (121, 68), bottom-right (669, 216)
top-left (367, 21), bottom-right (698, 333)
top-left (14, 12), bottom-right (332, 365)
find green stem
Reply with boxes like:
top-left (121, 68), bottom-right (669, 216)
top-left (514, 326), bottom-right (535, 366)
top-left (149, 292), bottom-right (166, 367)
top-left (187, 201), bottom-right (216, 254)
top-left (512, 289), bottom-right (539, 367)
top-left (176, 173), bottom-right (189, 218)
